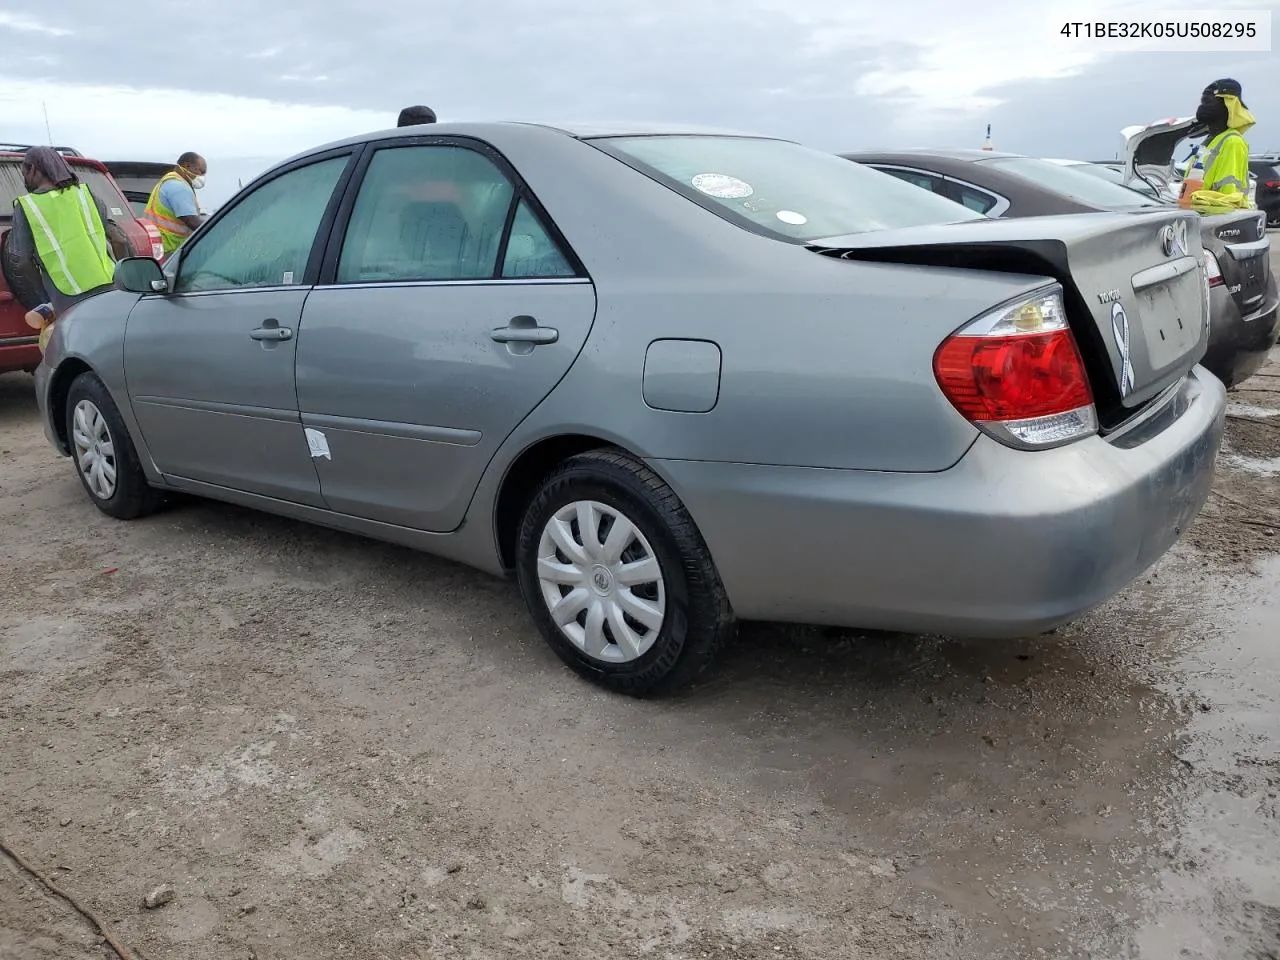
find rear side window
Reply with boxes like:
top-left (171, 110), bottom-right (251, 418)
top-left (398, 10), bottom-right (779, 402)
top-left (593, 136), bottom-right (983, 242)
top-left (337, 145), bottom-right (514, 283)
top-left (878, 167), bottom-right (947, 194)
top-left (0, 161), bottom-right (24, 210)
top-left (0, 159), bottom-right (133, 222)
top-left (502, 199), bottom-right (575, 278)
top-left (949, 183), bottom-right (1000, 214)
top-left (73, 167), bottom-right (133, 221)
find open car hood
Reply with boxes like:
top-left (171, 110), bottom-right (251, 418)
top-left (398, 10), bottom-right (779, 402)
top-left (1122, 116), bottom-right (1203, 191)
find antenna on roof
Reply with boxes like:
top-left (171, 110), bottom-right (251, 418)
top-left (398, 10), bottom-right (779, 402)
top-left (41, 101), bottom-right (53, 146)
top-left (981, 123), bottom-right (993, 151)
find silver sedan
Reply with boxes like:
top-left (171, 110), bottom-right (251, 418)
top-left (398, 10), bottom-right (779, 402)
top-left (36, 122), bottom-right (1226, 694)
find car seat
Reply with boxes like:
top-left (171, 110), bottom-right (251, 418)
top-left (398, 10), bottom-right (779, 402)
top-left (397, 200), bottom-right (472, 277)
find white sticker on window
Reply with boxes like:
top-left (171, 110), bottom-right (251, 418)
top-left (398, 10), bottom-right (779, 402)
top-left (282, 271), bottom-right (295, 284)
top-left (691, 174), bottom-right (753, 200)
top-left (304, 428), bottom-right (331, 460)
top-left (776, 210), bottom-right (808, 225)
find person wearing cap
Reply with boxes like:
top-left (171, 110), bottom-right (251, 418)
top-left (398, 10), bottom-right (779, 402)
top-left (1179, 78), bottom-right (1256, 212)
top-left (5, 146), bottom-right (124, 328)
top-left (397, 105), bottom-right (437, 127)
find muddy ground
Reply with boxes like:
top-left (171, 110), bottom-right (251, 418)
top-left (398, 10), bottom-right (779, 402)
top-left (3, 258), bottom-right (1280, 959)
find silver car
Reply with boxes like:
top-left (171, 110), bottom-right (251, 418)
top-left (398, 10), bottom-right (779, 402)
top-left (35, 122), bottom-right (1226, 695)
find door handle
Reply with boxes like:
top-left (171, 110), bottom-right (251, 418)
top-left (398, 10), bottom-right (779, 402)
top-left (250, 319), bottom-right (293, 342)
top-left (491, 326), bottom-right (558, 345)
top-left (491, 315), bottom-right (558, 346)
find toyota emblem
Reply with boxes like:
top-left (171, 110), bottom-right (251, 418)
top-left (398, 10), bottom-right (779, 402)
top-left (1160, 220), bottom-right (1188, 258)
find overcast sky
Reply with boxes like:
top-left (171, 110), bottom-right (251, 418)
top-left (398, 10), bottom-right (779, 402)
top-left (2, 0), bottom-right (1275, 208)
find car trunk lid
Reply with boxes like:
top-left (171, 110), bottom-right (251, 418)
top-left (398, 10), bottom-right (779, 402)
top-left (1205, 208), bottom-right (1272, 313)
top-left (1121, 116), bottom-right (1200, 194)
top-left (807, 210), bottom-right (1208, 425)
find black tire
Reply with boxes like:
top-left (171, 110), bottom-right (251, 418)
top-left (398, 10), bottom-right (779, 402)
top-left (515, 448), bottom-right (735, 696)
top-left (1, 226), bottom-right (49, 310)
top-left (64, 371), bottom-right (162, 520)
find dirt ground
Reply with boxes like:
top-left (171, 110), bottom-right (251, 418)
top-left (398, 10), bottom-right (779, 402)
top-left (3, 257), bottom-right (1280, 959)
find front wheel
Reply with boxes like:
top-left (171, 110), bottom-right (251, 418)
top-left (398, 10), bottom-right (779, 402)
top-left (516, 449), bottom-right (735, 696)
top-left (65, 372), bottom-right (162, 520)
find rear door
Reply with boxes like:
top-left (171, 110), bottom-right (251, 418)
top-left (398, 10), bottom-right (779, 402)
top-left (124, 149), bottom-right (357, 505)
top-left (295, 137), bottom-right (596, 532)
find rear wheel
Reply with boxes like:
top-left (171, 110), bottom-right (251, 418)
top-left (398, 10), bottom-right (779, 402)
top-left (515, 449), bottom-right (734, 696)
top-left (65, 372), bottom-right (162, 520)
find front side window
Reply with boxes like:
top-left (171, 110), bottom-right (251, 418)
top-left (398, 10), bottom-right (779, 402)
top-left (175, 156), bottom-right (348, 293)
top-left (980, 156), bottom-right (1165, 209)
top-left (592, 136), bottom-right (984, 242)
top-left (337, 145), bottom-right (516, 283)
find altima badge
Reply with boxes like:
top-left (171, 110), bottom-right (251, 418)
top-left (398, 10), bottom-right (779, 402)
top-left (1111, 302), bottom-right (1134, 397)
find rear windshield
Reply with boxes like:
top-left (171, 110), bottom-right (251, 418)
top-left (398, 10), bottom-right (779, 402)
top-left (981, 156), bottom-right (1165, 209)
top-left (1071, 163), bottom-right (1165, 199)
top-left (0, 159), bottom-right (135, 223)
top-left (593, 135), bottom-right (985, 241)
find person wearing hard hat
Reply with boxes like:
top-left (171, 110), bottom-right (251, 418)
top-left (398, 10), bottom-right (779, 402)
top-left (1178, 78), bottom-right (1256, 213)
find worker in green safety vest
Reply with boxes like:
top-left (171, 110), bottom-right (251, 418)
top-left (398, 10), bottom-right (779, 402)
top-left (1178, 78), bottom-right (1257, 214)
top-left (6, 146), bottom-right (126, 317)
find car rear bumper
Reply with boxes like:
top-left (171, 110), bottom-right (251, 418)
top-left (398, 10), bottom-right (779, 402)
top-left (652, 366), bottom-right (1225, 637)
top-left (1204, 283), bottom-right (1280, 387)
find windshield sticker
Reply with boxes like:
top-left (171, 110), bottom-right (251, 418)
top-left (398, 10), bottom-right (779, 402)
top-left (776, 210), bottom-right (808, 225)
top-left (691, 174), bottom-right (753, 199)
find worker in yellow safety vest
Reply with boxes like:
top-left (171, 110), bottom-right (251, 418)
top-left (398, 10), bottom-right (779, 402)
top-left (142, 152), bottom-right (209, 254)
top-left (6, 146), bottom-right (123, 323)
top-left (1178, 78), bottom-right (1256, 214)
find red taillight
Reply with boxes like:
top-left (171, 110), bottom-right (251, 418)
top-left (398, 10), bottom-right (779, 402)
top-left (141, 222), bottom-right (165, 261)
top-left (1265, 180), bottom-right (1280, 189)
top-left (933, 287), bottom-right (1098, 449)
top-left (935, 329), bottom-right (1094, 421)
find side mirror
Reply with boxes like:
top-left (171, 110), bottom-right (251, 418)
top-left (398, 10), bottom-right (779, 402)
top-left (114, 256), bottom-right (169, 294)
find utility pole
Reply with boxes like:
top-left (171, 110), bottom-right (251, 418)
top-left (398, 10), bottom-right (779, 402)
top-left (41, 101), bottom-right (53, 145)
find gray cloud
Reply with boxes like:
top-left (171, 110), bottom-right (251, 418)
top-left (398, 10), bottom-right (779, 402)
top-left (908, 50), bottom-right (1279, 158)
top-left (4, 0), bottom-right (1274, 189)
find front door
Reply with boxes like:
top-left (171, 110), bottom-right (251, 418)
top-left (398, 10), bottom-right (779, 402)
top-left (124, 153), bottom-right (352, 506)
top-left (295, 141), bottom-right (596, 531)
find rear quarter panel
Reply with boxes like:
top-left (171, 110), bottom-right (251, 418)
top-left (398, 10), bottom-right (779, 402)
top-left (466, 127), bottom-right (1058, 474)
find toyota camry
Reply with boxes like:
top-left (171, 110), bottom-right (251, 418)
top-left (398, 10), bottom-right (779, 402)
top-left (36, 121), bottom-right (1226, 695)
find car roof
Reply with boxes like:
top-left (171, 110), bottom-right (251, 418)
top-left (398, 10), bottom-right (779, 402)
top-left (302, 119), bottom-right (782, 156)
top-left (841, 147), bottom-right (1029, 163)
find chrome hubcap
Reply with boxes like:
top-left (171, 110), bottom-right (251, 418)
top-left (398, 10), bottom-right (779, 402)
top-left (536, 500), bottom-right (667, 663)
top-left (72, 399), bottom-right (117, 500)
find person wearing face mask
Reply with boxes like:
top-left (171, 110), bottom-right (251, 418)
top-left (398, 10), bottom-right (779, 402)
top-left (142, 151), bottom-right (209, 255)
top-left (1178, 79), bottom-right (1256, 213)
top-left (4, 146), bottom-right (123, 328)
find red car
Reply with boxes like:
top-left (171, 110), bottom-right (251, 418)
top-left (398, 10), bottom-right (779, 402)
top-left (0, 144), bottom-right (164, 376)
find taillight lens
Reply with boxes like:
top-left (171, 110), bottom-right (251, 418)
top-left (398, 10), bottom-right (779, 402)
top-left (1265, 180), bottom-right (1280, 189)
top-left (934, 287), bottom-right (1097, 449)
top-left (141, 222), bottom-right (165, 261)
top-left (1203, 251), bottom-right (1224, 287)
